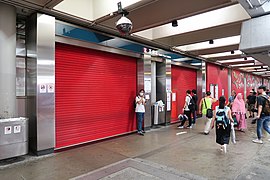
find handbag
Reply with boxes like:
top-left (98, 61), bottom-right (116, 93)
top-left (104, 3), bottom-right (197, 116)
top-left (232, 115), bottom-right (238, 126)
top-left (204, 98), bottom-right (213, 118)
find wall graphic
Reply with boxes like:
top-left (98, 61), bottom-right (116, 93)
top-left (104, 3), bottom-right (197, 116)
top-left (246, 74), bottom-right (262, 94)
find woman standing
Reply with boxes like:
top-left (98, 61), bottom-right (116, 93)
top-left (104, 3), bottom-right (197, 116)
top-left (232, 93), bottom-right (247, 132)
top-left (135, 89), bottom-right (146, 136)
top-left (211, 96), bottom-right (234, 153)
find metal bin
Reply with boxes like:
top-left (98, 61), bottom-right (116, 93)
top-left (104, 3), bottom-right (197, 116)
top-left (0, 117), bottom-right (28, 160)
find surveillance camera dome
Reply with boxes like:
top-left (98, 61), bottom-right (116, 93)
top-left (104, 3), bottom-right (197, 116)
top-left (116, 16), bottom-right (132, 35)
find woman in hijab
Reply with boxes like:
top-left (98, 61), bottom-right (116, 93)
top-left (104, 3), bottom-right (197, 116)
top-left (232, 93), bottom-right (247, 132)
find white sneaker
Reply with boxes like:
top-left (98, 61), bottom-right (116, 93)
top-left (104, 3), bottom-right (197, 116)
top-left (186, 125), bottom-right (192, 129)
top-left (252, 139), bottom-right (263, 144)
top-left (177, 126), bottom-right (184, 129)
top-left (268, 139), bottom-right (270, 142)
top-left (223, 145), bottom-right (227, 153)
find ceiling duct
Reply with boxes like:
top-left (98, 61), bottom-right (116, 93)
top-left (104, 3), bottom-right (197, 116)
top-left (239, 14), bottom-right (270, 66)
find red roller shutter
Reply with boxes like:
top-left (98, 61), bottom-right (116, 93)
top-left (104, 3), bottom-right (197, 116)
top-left (171, 65), bottom-right (197, 122)
top-left (55, 43), bottom-right (137, 149)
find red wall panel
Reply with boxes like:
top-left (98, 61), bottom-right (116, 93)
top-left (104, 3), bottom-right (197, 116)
top-left (55, 43), bottom-right (137, 149)
top-left (171, 66), bottom-right (197, 122)
top-left (206, 63), bottom-right (228, 106)
top-left (231, 70), bottom-right (245, 96)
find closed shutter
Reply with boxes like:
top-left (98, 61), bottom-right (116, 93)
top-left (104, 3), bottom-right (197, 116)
top-left (171, 65), bottom-right (197, 122)
top-left (55, 43), bottom-right (137, 149)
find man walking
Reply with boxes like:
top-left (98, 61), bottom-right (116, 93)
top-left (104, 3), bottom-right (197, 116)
top-left (199, 91), bottom-right (217, 135)
top-left (252, 85), bottom-right (270, 144)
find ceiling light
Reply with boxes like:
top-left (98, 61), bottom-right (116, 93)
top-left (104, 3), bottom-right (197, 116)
top-left (172, 20), bottom-right (178, 27)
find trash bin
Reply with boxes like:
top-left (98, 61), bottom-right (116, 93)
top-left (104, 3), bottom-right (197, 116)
top-left (153, 100), bottom-right (165, 125)
top-left (153, 103), bottom-right (159, 125)
top-left (0, 117), bottom-right (28, 160)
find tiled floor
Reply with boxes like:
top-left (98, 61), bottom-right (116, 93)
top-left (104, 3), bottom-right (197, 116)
top-left (1, 117), bottom-right (270, 180)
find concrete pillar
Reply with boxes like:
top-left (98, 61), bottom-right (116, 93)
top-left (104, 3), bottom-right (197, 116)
top-left (0, 3), bottom-right (16, 118)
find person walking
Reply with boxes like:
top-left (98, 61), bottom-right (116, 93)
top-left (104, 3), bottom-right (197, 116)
top-left (198, 91), bottom-right (217, 135)
top-left (135, 89), bottom-right (147, 136)
top-left (252, 85), bottom-right (270, 144)
top-left (192, 89), bottom-right (198, 125)
top-left (232, 93), bottom-right (247, 132)
top-left (178, 90), bottom-right (193, 129)
top-left (211, 96), bottom-right (234, 153)
top-left (247, 90), bottom-right (256, 118)
top-left (228, 90), bottom-right (236, 108)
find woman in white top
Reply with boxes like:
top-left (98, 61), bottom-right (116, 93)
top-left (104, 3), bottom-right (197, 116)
top-left (135, 89), bottom-right (146, 136)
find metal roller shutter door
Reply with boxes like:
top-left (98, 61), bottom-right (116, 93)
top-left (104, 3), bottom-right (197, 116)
top-left (171, 65), bottom-right (197, 122)
top-left (55, 43), bottom-right (137, 149)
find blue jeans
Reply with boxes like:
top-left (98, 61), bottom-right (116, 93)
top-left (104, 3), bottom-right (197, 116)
top-left (257, 115), bottom-right (270, 139)
top-left (136, 112), bottom-right (144, 132)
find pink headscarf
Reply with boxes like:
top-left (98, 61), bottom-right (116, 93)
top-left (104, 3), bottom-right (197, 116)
top-left (232, 93), bottom-right (246, 113)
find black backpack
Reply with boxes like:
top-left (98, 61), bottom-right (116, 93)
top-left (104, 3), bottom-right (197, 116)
top-left (261, 95), bottom-right (270, 115)
top-left (188, 95), bottom-right (195, 111)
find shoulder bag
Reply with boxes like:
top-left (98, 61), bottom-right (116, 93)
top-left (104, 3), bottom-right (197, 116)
top-left (204, 98), bottom-right (213, 118)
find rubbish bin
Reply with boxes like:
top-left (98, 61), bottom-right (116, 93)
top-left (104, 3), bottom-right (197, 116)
top-left (153, 100), bottom-right (165, 125)
top-left (153, 103), bottom-right (159, 125)
top-left (0, 117), bottom-right (28, 160)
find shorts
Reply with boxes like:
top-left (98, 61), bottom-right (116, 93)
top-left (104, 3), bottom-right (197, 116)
top-left (248, 104), bottom-right (255, 111)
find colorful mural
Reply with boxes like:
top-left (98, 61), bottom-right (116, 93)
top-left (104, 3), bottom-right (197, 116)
top-left (232, 70), bottom-right (245, 95)
top-left (246, 74), bottom-right (262, 93)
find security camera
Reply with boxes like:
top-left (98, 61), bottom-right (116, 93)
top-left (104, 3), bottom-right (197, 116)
top-left (116, 15), bottom-right (133, 35)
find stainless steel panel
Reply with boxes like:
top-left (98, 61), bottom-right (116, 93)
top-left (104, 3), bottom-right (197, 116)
top-left (26, 13), bottom-right (55, 153)
top-left (0, 118), bottom-right (28, 160)
top-left (16, 97), bottom-right (27, 117)
top-left (143, 57), bottom-right (152, 128)
top-left (36, 13), bottom-right (55, 151)
top-left (165, 59), bottom-right (171, 124)
top-left (156, 60), bottom-right (166, 124)
top-left (151, 61), bottom-right (156, 104)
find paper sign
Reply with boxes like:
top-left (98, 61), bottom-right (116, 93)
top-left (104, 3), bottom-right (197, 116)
top-left (40, 84), bottom-right (46, 93)
top-left (172, 93), bottom-right (176, 102)
top-left (210, 85), bottom-right (214, 98)
top-left (47, 84), bottom-right (54, 93)
top-left (14, 125), bottom-right (21, 133)
top-left (5, 126), bottom-right (12, 134)
top-left (145, 94), bottom-right (150, 100)
top-left (222, 89), bottom-right (225, 96)
top-left (215, 85), bottom-right (219, 99)
top-left (144, 79), bottom-right (151, 93)
top-left (167, 93), bottom-right (171, 111)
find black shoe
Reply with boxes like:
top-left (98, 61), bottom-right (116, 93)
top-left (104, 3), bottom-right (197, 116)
top-left (249, 115), bottom-right (252, 118)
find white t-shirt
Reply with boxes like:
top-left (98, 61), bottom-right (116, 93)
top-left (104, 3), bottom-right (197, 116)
top-left (135, 96), bottom-right (146, 113)
top-left (184, 95), bottom-right (192, 111)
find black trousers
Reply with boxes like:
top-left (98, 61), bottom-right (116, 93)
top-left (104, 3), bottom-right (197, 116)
top-left (180, 110), bottom-right (192, 126)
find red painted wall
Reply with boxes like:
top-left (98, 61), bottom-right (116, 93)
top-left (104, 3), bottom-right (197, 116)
top-left (206, 63), bottom-right (228, 106)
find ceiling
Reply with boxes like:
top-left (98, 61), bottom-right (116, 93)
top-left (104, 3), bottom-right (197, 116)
top-left (2, 0), bottom-right (270, 77)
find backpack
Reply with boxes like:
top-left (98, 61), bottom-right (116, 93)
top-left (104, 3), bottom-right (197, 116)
top-left (188, 95), bottom-right (195, 111)
top-left (261, 95), bottom-right (270, 115)
top-left (216, 107), bottom-right (229, 129)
